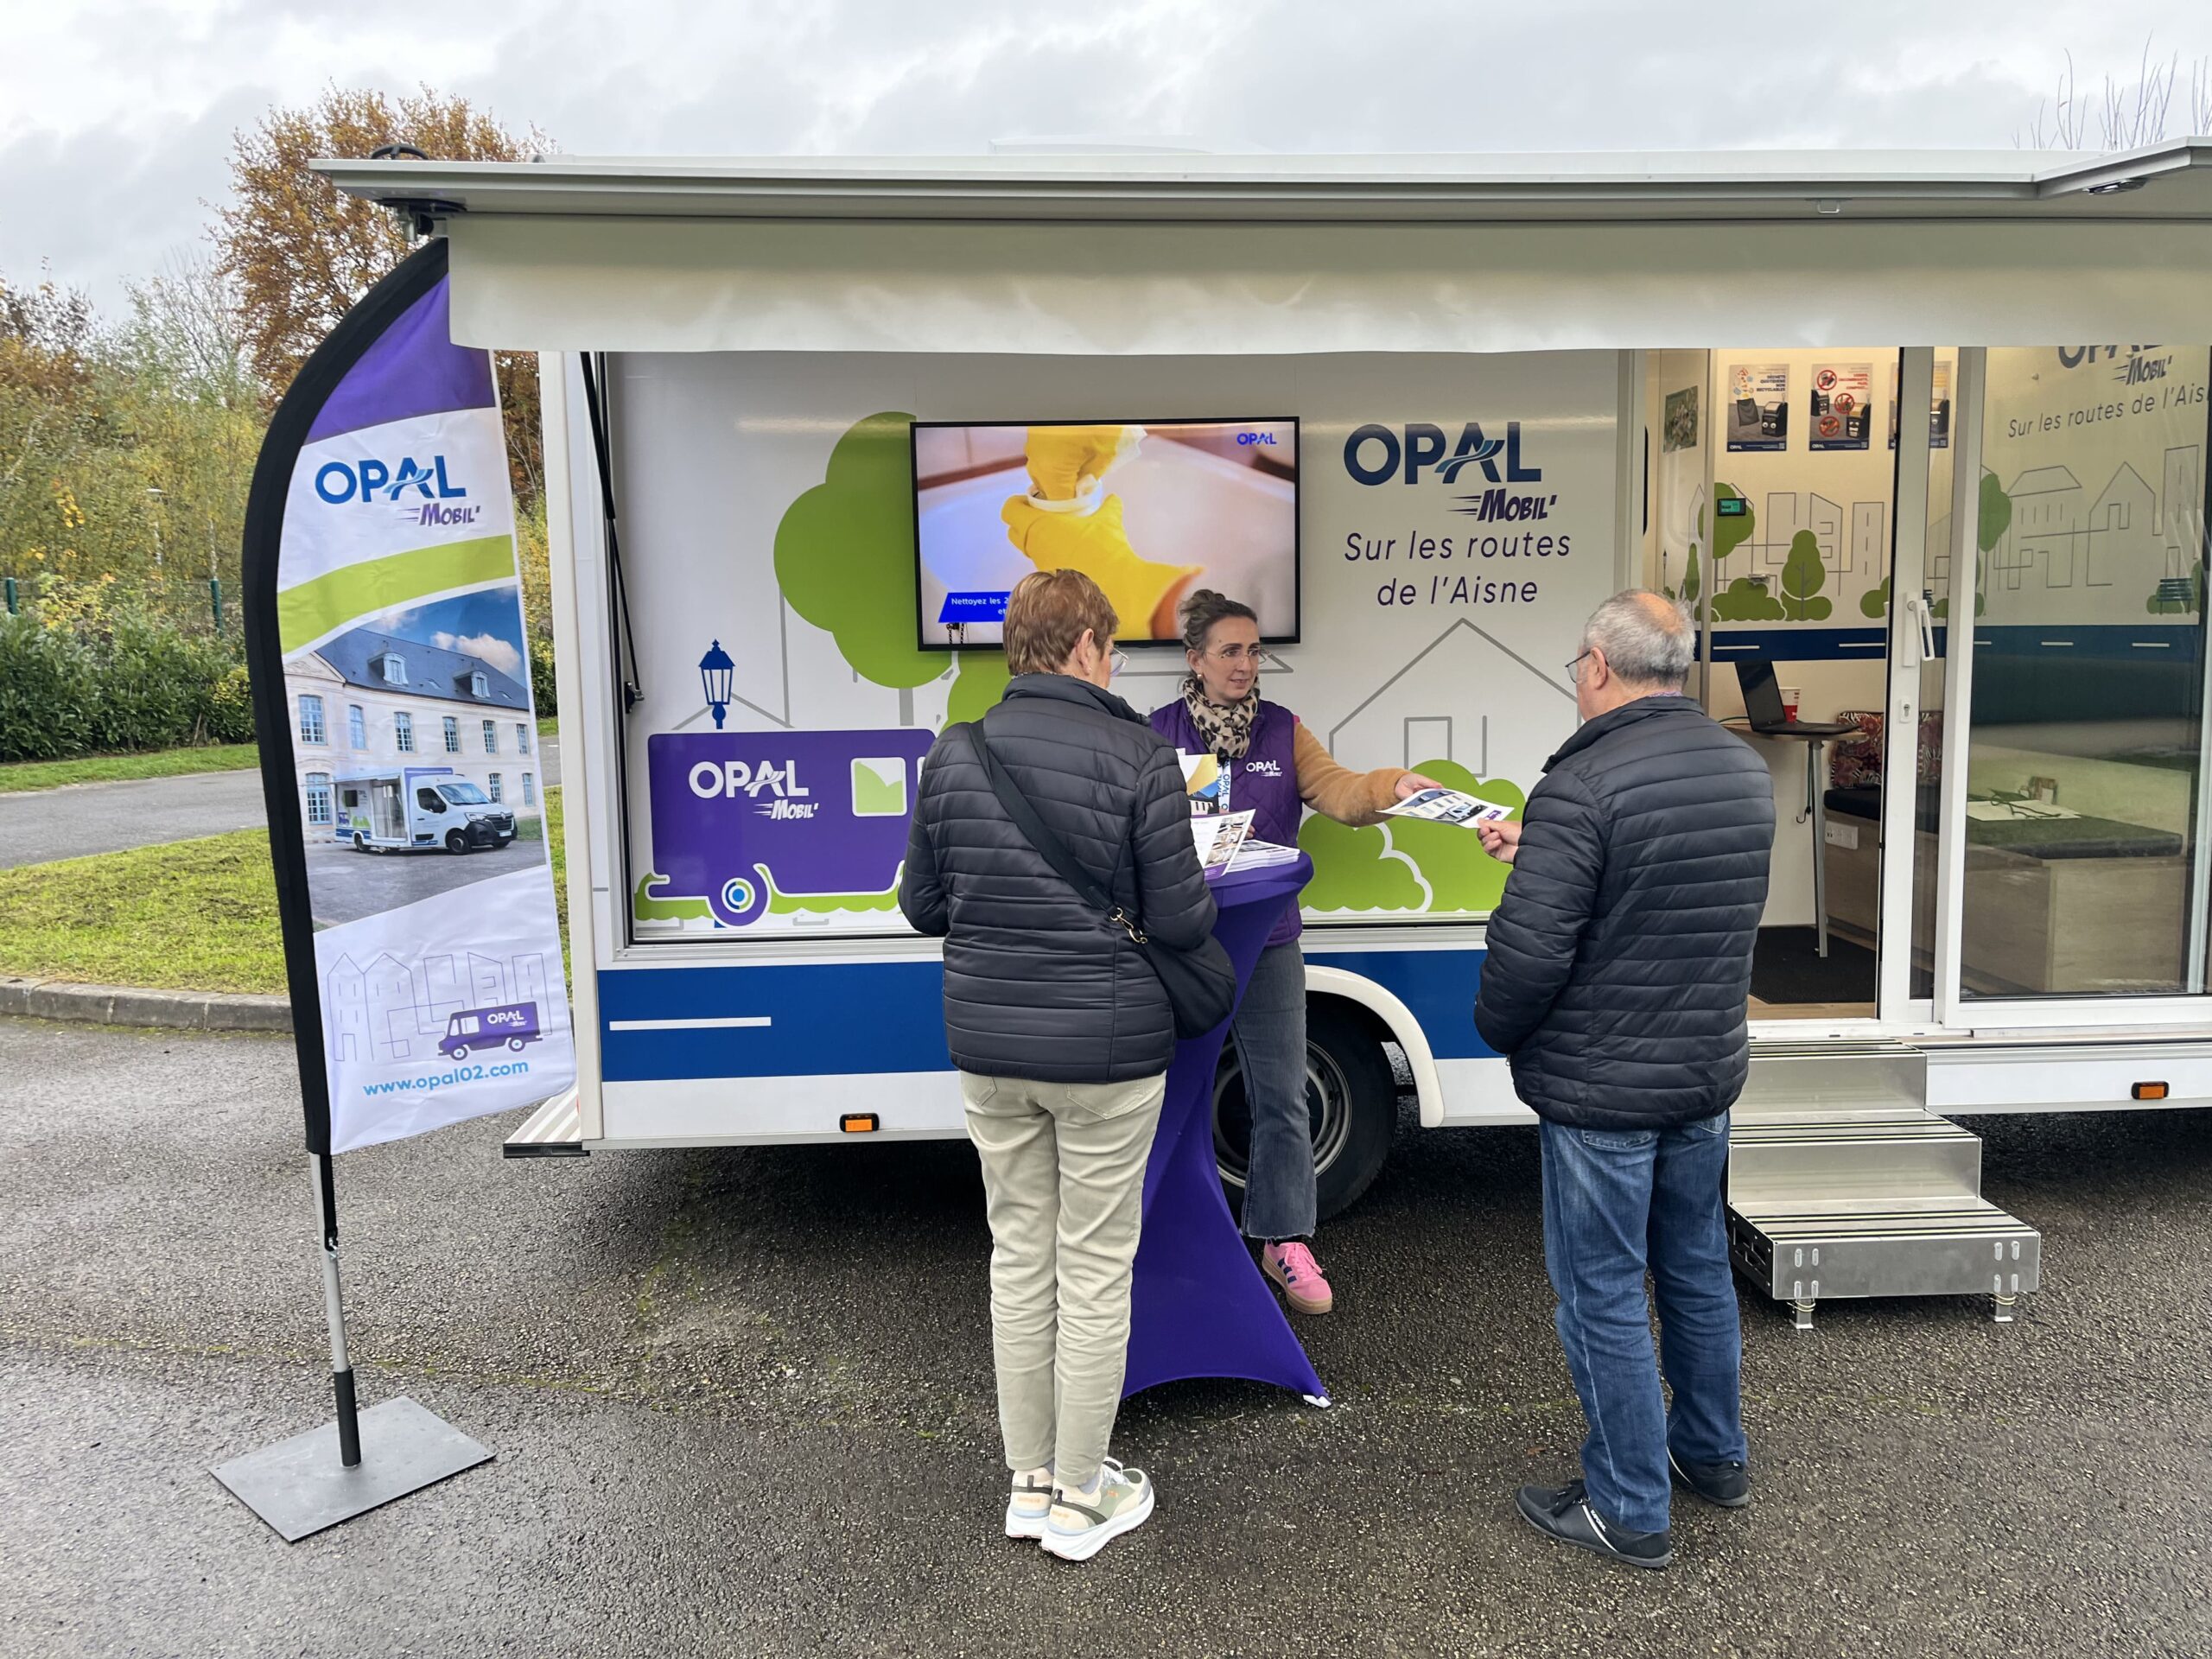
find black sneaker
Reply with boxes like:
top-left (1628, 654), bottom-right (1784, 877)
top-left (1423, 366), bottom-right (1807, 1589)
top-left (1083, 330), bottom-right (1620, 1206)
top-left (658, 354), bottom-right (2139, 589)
top-left (1669, 1450), bottom-right (1751, 1509)
top-left (1515, 1480), bottom-right (1671, 1570)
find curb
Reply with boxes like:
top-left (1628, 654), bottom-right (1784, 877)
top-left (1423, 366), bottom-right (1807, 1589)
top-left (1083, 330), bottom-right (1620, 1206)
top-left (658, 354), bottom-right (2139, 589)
top-left (0, 976), bottom-right (291, 1035)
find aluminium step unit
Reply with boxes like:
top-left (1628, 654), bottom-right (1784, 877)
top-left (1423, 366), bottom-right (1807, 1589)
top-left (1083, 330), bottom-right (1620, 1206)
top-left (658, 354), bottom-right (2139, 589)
top-left (1726, 1046), bottom-right (2040, 1328)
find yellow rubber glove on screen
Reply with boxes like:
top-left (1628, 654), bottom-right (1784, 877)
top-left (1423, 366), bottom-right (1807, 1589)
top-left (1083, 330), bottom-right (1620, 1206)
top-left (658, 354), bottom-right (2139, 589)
top-left (1024, 423), bottom-right (1147, 502)
top-left (1001, 493), bottom-right (1202, 639)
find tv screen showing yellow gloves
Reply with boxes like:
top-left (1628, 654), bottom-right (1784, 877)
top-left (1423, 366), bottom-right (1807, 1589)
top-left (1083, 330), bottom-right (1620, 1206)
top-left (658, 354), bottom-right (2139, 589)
top-left (912, 419), bottom-right (1300, 648)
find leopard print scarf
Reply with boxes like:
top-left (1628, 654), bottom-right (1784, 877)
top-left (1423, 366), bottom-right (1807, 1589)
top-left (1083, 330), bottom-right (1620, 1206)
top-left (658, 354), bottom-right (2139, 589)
top-left (1181, 673), bottom-right (1261, 760)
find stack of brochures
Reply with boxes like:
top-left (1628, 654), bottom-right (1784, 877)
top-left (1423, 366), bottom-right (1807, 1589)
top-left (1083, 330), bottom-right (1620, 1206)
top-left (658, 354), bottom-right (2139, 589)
top-left (1228, 838), bottom-right (1303, 871)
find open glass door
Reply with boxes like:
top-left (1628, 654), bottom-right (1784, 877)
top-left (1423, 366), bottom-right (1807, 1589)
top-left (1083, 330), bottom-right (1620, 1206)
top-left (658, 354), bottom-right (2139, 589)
top-left (1929, 345), bottom-right (2212, 1027)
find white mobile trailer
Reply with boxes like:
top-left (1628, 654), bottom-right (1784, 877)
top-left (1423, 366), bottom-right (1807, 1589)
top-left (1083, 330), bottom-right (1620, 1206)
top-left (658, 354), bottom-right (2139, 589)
top-left (334, 765), bottom-right (518, 854)
top-left (327, 145), bottom-right (2212, 1324)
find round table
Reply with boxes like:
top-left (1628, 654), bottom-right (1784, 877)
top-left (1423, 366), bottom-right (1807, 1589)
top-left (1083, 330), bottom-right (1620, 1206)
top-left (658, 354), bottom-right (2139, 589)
top-left (1123, 853), bottom-right (1327, 1405)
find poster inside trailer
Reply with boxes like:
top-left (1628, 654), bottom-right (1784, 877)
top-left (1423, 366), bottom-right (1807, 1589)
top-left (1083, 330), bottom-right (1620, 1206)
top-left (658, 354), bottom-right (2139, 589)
top-left (256, 251), bottom-right (573, 1152)
top-left (601, 351), bottom-right (1620, 941)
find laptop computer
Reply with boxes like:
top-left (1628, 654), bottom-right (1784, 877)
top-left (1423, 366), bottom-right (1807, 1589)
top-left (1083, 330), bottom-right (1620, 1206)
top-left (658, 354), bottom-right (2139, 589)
top-left (1736, 659), bottom-right (1855, 736)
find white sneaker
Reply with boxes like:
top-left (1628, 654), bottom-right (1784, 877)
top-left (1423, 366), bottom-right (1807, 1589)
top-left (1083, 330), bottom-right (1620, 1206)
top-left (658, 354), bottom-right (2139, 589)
top-left (1039, 1459), bottom-right (1155, 1561)
top-left (1005, 1466), bottom-right (1054, 1541)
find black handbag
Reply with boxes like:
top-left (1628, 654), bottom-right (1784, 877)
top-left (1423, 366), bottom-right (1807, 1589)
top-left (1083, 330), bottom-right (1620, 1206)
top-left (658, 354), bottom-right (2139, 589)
top-left (958, 722), bottom-right (1237, 1039)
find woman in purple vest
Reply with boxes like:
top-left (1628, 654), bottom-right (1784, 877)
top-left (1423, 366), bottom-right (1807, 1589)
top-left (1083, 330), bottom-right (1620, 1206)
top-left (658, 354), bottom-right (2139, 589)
top-left (1150, 590), bottom-right (1439, 1315)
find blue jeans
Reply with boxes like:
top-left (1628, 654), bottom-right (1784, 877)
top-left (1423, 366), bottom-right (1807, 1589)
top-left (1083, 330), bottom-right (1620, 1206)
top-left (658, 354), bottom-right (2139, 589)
top-left (1230, 943), bottom-right (1315, 1242)
top-left (1538, 1109), bottom-right (1746, 1535)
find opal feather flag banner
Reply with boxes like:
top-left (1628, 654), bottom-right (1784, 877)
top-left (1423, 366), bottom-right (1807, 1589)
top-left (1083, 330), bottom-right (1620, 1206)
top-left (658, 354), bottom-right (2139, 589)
top-left (244, 239), bottom-right (573, 1154)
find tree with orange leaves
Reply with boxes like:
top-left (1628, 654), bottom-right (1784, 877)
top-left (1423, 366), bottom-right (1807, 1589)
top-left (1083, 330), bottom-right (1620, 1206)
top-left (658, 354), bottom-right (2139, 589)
top-left (214, 86), bottom-right (550, 504)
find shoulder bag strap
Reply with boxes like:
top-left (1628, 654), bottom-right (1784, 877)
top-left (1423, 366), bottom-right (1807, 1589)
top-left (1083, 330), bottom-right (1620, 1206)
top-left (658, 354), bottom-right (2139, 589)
top-left (959, 722), bottom-right (1146, 942)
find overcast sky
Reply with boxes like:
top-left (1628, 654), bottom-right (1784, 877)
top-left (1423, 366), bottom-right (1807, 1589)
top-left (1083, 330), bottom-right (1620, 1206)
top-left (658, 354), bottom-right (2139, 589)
top-left (4, 0), bottom-right (2209, 313)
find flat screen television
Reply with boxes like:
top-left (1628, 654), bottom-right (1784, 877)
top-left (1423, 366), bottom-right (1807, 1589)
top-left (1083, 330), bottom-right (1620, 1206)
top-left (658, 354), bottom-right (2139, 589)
top-left (912, 418), bottom-right (1300, 649)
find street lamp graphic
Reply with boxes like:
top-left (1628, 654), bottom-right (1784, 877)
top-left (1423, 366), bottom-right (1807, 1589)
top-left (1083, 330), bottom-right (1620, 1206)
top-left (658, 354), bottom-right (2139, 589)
top-left (699, 639), bottom-right (735, 730)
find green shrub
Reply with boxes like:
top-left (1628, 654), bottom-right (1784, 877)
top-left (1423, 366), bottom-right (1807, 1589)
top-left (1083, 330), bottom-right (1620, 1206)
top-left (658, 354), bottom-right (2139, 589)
top-left (203, 663), bottom-right (256, 745)
top-left (0, 604), bottom-right (250, 760)
top-left (0, 615), bottom-right (101, 762)
top-left (528, 632), bottom-right (557, 718)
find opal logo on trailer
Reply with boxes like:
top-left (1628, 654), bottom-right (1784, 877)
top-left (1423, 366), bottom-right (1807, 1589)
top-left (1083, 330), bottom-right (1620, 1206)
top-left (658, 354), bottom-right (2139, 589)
top-left (1343, 422), bottom-right (1542, 486)
top-left (687, 759), bottom-right (819, 820)
top-left (314, 454), bottom-right (471, 505)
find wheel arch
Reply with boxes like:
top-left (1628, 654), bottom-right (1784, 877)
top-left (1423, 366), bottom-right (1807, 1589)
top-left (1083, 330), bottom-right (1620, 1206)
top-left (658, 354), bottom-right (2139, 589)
top-left (1302, 964), bottom-right (1445, 1129)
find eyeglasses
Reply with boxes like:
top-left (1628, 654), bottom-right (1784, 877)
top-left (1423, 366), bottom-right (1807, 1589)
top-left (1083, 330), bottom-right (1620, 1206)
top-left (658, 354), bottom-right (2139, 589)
top-left (1564, 649), bottom-right (1594, 683)
top-left (1205, 645), bottom-right (1275, 667)
top-left (1109, 649), bottom-right (1128, 678)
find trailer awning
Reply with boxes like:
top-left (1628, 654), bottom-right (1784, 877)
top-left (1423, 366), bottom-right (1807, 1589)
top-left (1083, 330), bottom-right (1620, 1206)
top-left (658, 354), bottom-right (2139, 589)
top-left (318, 145), bottom-right (2212, 357)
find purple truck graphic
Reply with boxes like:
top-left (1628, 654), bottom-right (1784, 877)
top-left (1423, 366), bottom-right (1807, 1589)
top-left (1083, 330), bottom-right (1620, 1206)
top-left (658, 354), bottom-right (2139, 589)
top-left (647, 728), bottom-right (938, 927)
top-left (440, 1001), bottom-right (543, 1059)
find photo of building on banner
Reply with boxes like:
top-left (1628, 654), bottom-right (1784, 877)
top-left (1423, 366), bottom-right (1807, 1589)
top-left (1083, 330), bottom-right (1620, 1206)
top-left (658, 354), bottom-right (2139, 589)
top-left (257, 261), bottom-right (574, 1154)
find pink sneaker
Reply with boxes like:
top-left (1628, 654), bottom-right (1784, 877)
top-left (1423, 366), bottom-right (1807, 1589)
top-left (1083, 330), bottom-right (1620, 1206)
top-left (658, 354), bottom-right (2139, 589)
top-left (1262, 1241), bottom-right (1334, 1316)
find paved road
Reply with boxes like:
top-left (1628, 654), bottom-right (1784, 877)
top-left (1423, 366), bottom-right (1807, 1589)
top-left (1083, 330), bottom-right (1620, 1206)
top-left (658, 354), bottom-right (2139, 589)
top-left (0, 741), bottom-right (560, 870)
top-left (3, 1018), bottom-right (2209, 1657)
top-left (304, 836), bottom-right (550, 926)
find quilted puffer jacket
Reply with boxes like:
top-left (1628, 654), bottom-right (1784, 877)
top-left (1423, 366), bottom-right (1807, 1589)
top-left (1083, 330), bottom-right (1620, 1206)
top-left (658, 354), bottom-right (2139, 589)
top-left (1473, 695), bottom-right (1775, 1130)
top-left (899, 673), bottom-right (1217, 1084)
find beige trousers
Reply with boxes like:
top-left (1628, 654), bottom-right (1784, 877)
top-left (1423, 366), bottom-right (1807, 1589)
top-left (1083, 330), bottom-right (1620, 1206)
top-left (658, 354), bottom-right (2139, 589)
top-left (960, 1069), bottom-right (1166, 1491)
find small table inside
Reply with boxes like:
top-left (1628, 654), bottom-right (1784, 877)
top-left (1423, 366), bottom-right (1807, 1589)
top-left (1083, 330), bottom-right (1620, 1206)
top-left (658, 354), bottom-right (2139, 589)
top-left (1734, 719), bottom-right (1857, 960)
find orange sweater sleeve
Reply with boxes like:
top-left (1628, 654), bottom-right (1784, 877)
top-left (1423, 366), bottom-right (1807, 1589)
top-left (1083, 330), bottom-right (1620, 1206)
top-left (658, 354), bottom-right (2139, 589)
top-left (1293, 721), bottom-right (1406, 827)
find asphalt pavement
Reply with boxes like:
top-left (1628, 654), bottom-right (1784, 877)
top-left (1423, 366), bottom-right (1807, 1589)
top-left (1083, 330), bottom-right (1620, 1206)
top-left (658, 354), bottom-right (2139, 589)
top-left (3, 1017), bottom-right (2209, 1658)
top-left (303, 835), bottom-right (550, 926)
top-left (0, 741), bottom-right (560, 870)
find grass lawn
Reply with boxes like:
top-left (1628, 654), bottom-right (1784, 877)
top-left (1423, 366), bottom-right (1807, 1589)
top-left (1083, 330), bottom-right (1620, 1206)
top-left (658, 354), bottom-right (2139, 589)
top-left (0, 789), bottom-right (568, 997)
top-left (537, 716), bottom-right (558, 740)
top-left (0, 743), bottom-right (261, 794)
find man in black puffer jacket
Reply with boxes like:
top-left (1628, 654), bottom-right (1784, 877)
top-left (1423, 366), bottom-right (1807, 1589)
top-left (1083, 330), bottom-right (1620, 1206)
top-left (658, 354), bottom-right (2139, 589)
top-left (1473, 590), bottom-right (1774, 1572)
top-left (901, 568), bottom-right (1211, 1560)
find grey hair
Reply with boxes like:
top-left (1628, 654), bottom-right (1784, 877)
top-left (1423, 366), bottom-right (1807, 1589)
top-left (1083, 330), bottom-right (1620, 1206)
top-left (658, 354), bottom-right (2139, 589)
top-left (1580, 590), bottom-right (1694, 689)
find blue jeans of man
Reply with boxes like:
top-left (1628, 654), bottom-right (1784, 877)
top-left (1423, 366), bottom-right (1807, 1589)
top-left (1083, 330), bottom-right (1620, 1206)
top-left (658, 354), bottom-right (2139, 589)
top-left (1230, 943), bottom-right (1315, 1242)
top-left (1538, 1109), bottom-right (1746, 1535)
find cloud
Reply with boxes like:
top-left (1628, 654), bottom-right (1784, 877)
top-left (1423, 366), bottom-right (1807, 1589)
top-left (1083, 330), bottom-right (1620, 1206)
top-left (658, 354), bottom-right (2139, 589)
top-left (434, 630), bottom-right (522, 674)
top-left (4, 0), bottom-right (2210, 309)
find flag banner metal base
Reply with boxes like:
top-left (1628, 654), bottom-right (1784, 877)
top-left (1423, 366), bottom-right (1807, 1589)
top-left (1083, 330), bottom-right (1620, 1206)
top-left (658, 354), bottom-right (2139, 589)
top-left (213, 1395), bottom-right (492, 1542)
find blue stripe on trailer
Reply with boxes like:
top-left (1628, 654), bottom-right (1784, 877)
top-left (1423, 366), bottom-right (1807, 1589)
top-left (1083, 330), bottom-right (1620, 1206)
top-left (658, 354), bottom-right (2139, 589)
top-left (1300, 946), bottom-right (1498, 1060)
top-left (1704, 627), bottom-right (1894, 663)
top-left (600, 939), bottom-right (1506, 1081)
top-left (599, 961), bottom-right (950, 1081)
top-left (1706, 623), bottom-right (2202, 665)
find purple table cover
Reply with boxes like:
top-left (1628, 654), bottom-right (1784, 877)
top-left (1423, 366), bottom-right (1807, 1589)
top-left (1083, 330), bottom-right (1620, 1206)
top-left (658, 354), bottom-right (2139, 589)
top-left (1123, 855), bottom-right (1327, 1404)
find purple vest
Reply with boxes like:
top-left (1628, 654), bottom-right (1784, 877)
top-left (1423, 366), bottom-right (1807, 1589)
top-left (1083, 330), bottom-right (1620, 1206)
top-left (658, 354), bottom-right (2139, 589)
top-left (1151, 696), bottom-right (1305, 946)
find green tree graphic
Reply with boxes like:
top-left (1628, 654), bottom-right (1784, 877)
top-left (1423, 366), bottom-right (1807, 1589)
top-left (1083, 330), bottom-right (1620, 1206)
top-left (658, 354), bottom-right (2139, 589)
top-left (1298, 817), bottom-right (1427, 912)
top-left (1710, 577), bottom-right (1786, 622)
top-left (1711, 485), bottom-right (1754, 576)
top-left (773, 410), bottom-right (1000, 721)
top-left (1860, 575), bottom-right (1891, 620)
top-left (1778, 531), bottom-right (1834, 620)
top-left (1933, 473), bottom-right (2008, 620)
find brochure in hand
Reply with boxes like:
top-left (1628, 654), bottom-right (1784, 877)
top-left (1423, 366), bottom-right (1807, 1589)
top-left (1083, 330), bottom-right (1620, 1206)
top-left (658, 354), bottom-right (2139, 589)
top-left (1382, 787), bottom-right (1513, 828)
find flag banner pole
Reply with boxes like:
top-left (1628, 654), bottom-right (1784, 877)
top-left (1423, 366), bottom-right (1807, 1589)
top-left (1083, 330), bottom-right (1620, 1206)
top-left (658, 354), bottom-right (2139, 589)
top-left (216, 231), bottom-right (573, 1539)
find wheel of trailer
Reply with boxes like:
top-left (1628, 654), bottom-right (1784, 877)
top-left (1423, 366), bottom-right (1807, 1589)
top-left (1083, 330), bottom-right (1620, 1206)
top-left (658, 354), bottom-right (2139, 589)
top-left (446, 830), bottom-right (470, 855)
top-left (1212, 1000), bottom-right (1395, 1223)
top-left (352, 831), bottom-right (366, 852)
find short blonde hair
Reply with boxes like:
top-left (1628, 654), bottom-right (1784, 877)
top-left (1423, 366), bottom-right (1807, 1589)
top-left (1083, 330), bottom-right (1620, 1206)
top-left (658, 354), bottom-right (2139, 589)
top-left (1003, 569), bottom-right (1117, 676)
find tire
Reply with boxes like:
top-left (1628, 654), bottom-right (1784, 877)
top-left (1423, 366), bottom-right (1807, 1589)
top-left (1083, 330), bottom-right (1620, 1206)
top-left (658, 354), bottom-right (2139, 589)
top-left (1211, 999), bottom-right (1397, 1224)
top-left (508, 1037), bottom-right (526, 1052)
top-left (448, 1045), bottom-right (469, 1061)
top-left (446, 830), bottom-right (469, 855)
top-left (352, 832), bottom-right (366, 852)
